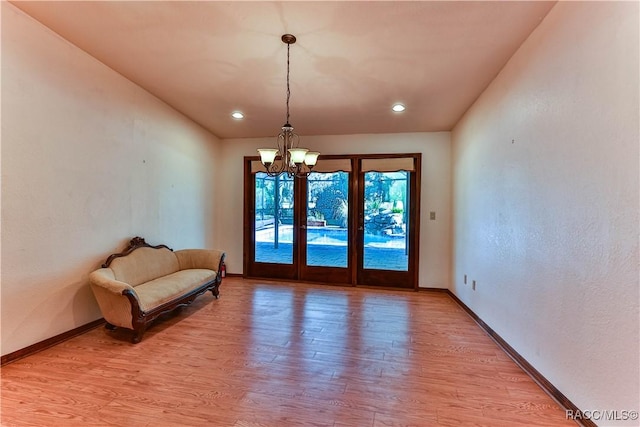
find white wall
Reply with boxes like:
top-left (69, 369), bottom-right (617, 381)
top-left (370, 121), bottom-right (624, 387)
top-left (1, 3), bottom-right (222, 356)
top-left (219, 132), bottom-right (451, 289)
top-left (451, 2), bottom-right (639, 422)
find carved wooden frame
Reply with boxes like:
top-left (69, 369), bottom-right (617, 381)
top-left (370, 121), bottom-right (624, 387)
top-left (101, 237), bottom-right (225, 343)
top-left (102, 236), bottom-right (172, 268)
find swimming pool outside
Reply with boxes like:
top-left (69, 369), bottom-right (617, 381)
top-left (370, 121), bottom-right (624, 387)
top-left (256, 226), bottom-right (406, 249)
top-left (255, 225), bottom-right (408, 270)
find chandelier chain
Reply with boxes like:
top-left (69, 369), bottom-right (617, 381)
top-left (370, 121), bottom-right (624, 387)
top-left (286, 42), bottom-right (291, 125)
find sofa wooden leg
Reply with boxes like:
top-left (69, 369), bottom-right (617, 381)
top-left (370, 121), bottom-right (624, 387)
top-left (211, 286), bottom-right (220, 299)
top-left (105, 322), bottom-right (116, 331)
top-left (132, 327), bottom-right (146, 344)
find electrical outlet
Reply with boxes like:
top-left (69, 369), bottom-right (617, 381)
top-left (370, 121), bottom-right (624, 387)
top-left (430, 211), bottom-right (436, 220)
top-left (464, 274), bottom-right (467, 284)
top-left (472, 280), bottom-right (476, 291)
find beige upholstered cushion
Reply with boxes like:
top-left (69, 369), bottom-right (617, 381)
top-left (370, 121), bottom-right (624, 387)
top-left (109, 247), bottom-right (180, 287)
top-left (134, 269), bottom-right (217, 312)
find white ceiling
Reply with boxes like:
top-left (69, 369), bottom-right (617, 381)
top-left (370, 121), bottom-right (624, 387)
top-left (12, 1), bottom-right (556, 139)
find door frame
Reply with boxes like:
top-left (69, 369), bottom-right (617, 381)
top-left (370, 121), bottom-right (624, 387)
top-left (297, 169), bottom-right (354, 284)
top-left (356, 154), bottom-right (421, 289)
top-left (243, 153), bottom-right (421, 290)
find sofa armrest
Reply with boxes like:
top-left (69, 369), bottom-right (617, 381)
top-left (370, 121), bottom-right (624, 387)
top-left (89, 268), bottom-right (136, 294)
top-left (175, 249), bottom-right (225, 273)
top-left (89, 268), bottom-right (138, 329)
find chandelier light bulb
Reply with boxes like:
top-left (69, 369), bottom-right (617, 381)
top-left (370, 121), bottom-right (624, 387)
top-left (288, 148), bottom-right (309, 165)
top-left (257, 148), bottom-right (278, 165)
top-left (304, 152), bottom-right (320, 166)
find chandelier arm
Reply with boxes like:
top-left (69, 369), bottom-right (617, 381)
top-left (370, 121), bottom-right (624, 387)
top-left (293, 164), bottom-right (312, 179)
top-left (268, 157), bottom-right (285, 176)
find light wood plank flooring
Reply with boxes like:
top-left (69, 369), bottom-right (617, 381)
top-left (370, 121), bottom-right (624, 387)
top-left (1, 278), bottom-right (577, 426)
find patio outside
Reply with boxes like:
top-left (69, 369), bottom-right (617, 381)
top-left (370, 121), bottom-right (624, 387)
top-left (255, 171), bottom-right (409, 271)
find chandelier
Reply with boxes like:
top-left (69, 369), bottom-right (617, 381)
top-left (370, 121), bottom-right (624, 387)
top-left (257, 34), bottom-right (319, 178)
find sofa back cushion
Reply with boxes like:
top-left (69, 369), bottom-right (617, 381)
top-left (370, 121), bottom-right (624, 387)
top-left (109, 247), bottom-right (180, 287)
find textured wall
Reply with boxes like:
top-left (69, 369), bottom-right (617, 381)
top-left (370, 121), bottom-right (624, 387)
top-left (451, 1), bottom-right (639, 422)
top-left (219, 132), bottom-right (451, 289)
top-left (1, 4), bottom-right (221, 356)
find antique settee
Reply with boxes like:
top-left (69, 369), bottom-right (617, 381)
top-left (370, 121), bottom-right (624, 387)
top-left (89, 237), bottom-right (225, 343)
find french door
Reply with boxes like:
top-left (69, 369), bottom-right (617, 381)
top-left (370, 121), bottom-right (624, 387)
top-left (244, 154), bottom-right (420, 289)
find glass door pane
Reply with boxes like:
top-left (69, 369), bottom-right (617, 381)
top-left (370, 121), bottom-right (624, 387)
top-left (254, 172), bottom-right (294, 264)
top-left (362, 171), bottom-right (409, 271)
top-left (305, 172), bottom-right (349, 268)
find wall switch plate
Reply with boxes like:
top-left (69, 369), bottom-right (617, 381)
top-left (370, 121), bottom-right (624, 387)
top-left (430, 211), bottom-right (436, 220)
top-left (472, 280), bottom-right (476, 291)
top-left (464, 274), bottom-right (467, 284)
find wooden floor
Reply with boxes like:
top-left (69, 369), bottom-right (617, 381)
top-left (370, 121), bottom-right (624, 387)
top-left (1, 278), bottom-right (577, 426)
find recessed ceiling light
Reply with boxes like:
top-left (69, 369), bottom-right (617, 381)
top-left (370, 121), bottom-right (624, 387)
top-left (231, 111), bottom-right (244, 119)
top-left (392, 103), bottom-right (406, 112)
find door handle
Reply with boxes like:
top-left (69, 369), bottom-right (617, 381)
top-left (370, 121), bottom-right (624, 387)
top-left (301, 225), bottom-right (307, 229)
top-left (358, 226), bottom-right (363, 231)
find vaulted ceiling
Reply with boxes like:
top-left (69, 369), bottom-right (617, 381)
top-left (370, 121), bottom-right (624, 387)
top-left (12, 1), bottom-right (556, 139)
